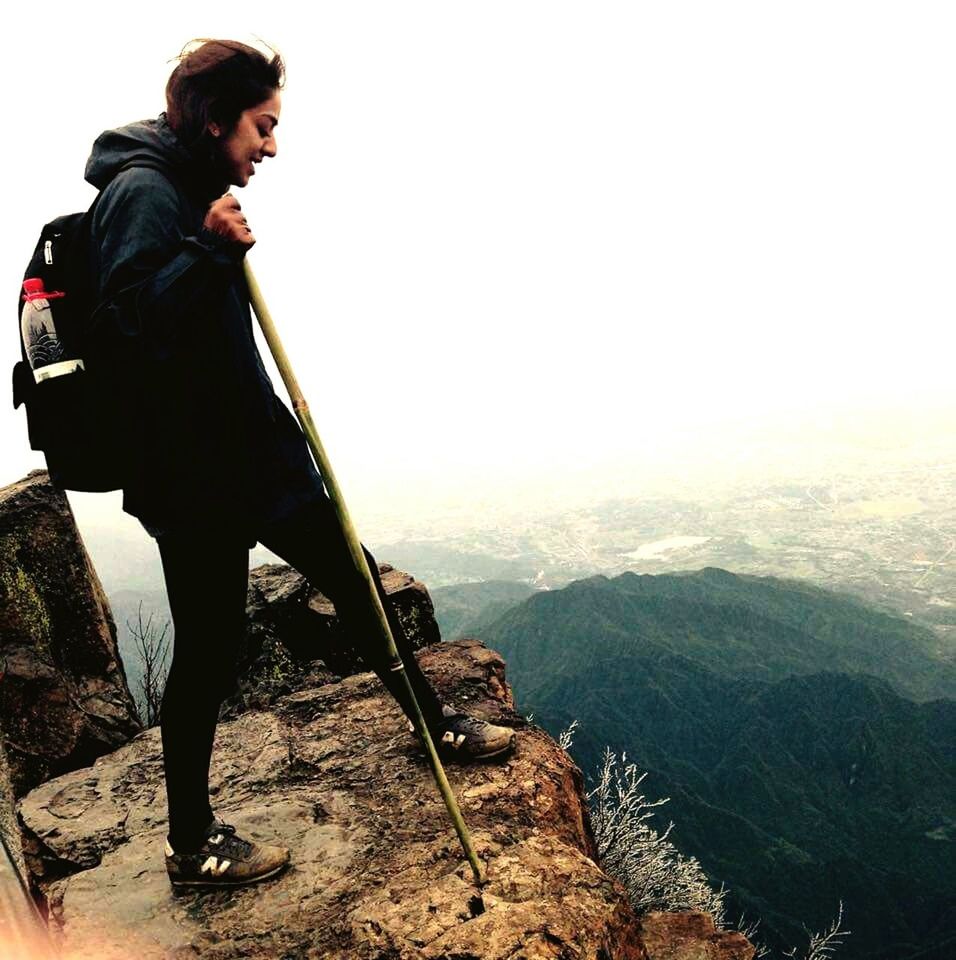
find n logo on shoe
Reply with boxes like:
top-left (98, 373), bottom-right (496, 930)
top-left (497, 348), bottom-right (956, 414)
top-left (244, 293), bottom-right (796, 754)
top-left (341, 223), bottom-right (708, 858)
top-left (200, 855), bottom-right (231, 876)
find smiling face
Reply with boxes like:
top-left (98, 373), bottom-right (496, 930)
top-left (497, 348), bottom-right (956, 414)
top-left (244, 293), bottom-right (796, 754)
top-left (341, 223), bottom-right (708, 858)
top-left (212, 90), bottom-right (281, 187)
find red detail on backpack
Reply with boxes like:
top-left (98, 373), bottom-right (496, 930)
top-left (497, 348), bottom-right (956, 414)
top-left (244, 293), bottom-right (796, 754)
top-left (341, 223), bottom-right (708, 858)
top-left (22, 277), bottom-right (65, 301)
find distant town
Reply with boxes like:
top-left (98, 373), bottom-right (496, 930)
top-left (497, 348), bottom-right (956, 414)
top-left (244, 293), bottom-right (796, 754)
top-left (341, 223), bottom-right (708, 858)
top-left (371, 439), bottom-right (956, 655)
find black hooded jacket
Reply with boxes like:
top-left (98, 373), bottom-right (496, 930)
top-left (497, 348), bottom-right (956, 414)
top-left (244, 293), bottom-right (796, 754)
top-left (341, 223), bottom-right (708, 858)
top-left (84, 112), bottom-right (324, 546)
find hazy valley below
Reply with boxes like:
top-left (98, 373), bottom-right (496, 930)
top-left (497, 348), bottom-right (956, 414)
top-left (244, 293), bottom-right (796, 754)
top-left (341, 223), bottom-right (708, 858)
top-left (377, 439), bottom-right (956, 655)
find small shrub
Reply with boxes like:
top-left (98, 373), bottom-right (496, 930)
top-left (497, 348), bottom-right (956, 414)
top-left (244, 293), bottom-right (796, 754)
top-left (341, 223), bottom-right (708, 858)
top-left (586, 745), bottom-right (727, 921)
top-left (558, 720), bottom-right (849, 958)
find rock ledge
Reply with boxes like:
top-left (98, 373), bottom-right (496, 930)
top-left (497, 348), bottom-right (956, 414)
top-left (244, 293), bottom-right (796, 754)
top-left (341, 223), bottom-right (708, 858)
top-left (20, 640), bottom-right (648, 959)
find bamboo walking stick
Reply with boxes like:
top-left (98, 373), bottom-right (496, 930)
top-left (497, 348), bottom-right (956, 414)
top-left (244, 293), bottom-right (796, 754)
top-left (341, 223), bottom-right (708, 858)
top-left (242, 258), bottom-right (485, 887)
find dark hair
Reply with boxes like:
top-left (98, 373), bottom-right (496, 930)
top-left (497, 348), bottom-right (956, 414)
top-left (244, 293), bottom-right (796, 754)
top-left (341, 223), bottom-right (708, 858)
top-left (165, 38), bottom-right (285, 162)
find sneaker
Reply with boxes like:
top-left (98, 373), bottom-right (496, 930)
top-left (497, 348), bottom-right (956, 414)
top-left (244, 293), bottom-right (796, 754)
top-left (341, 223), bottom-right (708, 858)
top-left (410, 704), bottom-right (516, 760)
top-left (165, 818), bottom-right (291, 889)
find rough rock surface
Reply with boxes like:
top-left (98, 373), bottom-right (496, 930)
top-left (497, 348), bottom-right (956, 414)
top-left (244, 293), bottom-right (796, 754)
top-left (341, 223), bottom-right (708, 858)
top-left (19, 639), bottom-right (649, 959)
top-left (638, 912), bottom-right (754, 960)
top-left (0, 733), bottom-right (28, 897)
top-left (221, 561), bottom-right (441, 719)
top-left (0, 470), bottom-right (141, 798)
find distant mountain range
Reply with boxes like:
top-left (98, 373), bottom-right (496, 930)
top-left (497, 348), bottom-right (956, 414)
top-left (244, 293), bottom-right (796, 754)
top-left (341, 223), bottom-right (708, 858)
top-left (435, 568), bottom-right (956, 960)
top-left (431, 579), bottom-right (538, 640)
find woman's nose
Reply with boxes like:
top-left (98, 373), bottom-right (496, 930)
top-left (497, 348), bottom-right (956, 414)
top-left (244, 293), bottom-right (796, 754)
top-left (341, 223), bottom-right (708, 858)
top-left (262, 137), bottom-right (277, 159)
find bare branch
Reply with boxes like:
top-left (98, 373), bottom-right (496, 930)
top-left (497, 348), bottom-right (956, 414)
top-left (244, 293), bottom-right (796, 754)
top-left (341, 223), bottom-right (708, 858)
top-left (127, 600), bottom-right (171, 727)
top-left (804, 902), bottom-right (850, 960)
top-left (558, 719), bottom-right (578, 751)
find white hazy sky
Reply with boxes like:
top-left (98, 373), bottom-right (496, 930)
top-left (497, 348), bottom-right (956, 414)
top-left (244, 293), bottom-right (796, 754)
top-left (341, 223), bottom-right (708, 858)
top-left (3, 2), bottom-right (954, 536)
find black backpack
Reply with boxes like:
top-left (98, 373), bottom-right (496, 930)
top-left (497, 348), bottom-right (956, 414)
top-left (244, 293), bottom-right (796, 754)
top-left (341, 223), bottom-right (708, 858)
top-left (13, 159), bottom-right (175, 492)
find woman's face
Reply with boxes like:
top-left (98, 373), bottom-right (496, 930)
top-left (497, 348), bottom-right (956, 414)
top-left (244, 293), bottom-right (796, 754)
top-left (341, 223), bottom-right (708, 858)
top-left (213, 90), bottom-right (281, 188)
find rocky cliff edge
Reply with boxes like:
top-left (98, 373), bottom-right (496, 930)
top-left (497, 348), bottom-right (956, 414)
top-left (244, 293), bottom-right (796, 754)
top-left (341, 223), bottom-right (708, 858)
top-left (19, 639), bottom-right (654, 959)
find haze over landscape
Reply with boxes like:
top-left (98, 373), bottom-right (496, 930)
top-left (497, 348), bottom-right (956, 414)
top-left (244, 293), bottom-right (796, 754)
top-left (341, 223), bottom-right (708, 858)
top-left (4, 2), bottom-right (955, 541)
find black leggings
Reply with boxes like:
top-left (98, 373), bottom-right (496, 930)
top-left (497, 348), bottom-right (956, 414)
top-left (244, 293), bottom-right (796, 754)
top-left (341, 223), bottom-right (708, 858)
top-left (156, 493), bottom-right (444, 852)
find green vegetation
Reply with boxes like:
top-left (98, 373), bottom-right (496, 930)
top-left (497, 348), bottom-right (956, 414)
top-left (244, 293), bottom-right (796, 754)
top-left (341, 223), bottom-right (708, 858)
top-left (470, 568), bottom-right (956, 960)
top-left (431, 579), bottom-right (538, 640)
top-left (0, 533), bottom-right (53, 659)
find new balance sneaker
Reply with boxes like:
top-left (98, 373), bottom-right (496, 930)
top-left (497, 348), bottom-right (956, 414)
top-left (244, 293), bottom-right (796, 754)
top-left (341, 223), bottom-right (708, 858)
top-left (165, 819), bottom-right (291, 889)
top-left (410, 704), bottom-right (516, 760)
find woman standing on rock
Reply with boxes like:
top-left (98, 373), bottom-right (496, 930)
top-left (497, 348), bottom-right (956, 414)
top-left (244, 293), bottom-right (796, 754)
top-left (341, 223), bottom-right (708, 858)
top-left (84, 38), bottom-right (515, 890)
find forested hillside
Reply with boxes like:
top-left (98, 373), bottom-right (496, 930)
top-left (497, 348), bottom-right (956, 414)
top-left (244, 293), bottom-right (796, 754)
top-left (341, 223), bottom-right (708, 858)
top-left (468, 569), bottom-right (956, 960)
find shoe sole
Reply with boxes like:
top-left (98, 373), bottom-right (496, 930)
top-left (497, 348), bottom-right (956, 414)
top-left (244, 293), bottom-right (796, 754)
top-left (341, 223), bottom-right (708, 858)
top-left (168, 859), bottom-right (290, 889)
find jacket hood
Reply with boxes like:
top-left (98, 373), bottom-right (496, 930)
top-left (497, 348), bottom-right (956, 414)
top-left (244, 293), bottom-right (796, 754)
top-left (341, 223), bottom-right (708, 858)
top-left (84, 112), bottom-right (229, 202)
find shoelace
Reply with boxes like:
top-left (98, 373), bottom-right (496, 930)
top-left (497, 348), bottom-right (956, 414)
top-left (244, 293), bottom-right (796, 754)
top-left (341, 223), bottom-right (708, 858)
top-left (442, 713), bottom-right (492, 735)
top-left (205, 821), bottom-right (253, 860)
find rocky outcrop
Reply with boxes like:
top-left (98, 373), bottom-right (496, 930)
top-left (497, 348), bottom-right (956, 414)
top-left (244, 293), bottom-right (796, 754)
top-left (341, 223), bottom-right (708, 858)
top-left (222, 560), bottom-right (441, 718)
top-left (0, 471), bottom-right (141, 799)
top-left (19, 639), bottom-right (650, 959)
top-left (638, 913), bottom-right (754, 960)
top-left (0, 734), bottom-right (28, 894)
